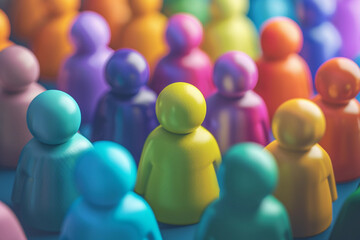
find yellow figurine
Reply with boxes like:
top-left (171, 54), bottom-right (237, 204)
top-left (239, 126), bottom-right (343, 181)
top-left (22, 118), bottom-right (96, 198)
top-left (203, 0), bottom-right (259, 61)
top-left (0, 9), bottom-right (12, 51)
top-left (135, 82), bottom-right (221, 225)
top-left (119, 0), bottom-right (167, 75)
top-left (266, 99), bottom-right (337, 238)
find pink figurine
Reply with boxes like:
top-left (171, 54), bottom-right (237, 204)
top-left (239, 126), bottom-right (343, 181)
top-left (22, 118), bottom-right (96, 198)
top-left (0, 201), bottom-right (27, 240)
top-left (150, 13), bottom-right (215, 98)
top-left (0, 45), bottom-right (45, 168)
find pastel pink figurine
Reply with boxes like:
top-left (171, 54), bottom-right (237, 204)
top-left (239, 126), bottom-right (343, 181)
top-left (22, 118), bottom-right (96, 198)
top-left (150, 13), bottom-right (215, 98)
top-left (0, 201), bottom-right (27, 240)
top-left (0, 45), bottom-right (45, 168)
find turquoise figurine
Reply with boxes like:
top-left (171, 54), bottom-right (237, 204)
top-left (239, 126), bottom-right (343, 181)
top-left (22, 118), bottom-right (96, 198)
top-left (60, 141), bottom-right (162, 240)
top-left (195, 143), bottom-right (292, 240)
top-left (11, 90), bottom-right (93, 231)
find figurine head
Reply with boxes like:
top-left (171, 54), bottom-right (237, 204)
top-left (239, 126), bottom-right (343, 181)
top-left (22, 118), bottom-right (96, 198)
top-left (0, 45), bottom-right (40, 92)
top-left (272, 99), bottom-right (326, 151)
top-left (219, 143), bottom-right (278, 204)
top-left (316, 58), bottom-right (360, 104)
top-left (296, 0), bottom-right (336, 27)
top-left (214, 51), bottom-right (258, 98)
top-left (166, 14), bottom-right (203, 54)
top-left (70, 11), bottom-right (110, 54)
top-left (27, 90), bottom-right (81, 145)
top-left (210, 0), bottom-right (249, 18)
top-left (46, 0), bottom-right (80, 15)
top-left (260, 17), bottom-right (303, 60)
top-left (75, 141), bottom-right (137, 207)
top-left (105, 49), bottom-right (150, 96)
top-left (156, 82), bottom-right (206, 134)
top-left (129, 0), bottom-right (162, 15)
top-left (0, 10), bottom-right (10, 41)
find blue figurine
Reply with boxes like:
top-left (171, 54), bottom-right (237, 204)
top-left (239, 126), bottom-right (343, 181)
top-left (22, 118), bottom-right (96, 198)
top-left (60, 141), bottom-right (162, 240)
top-left (11, 90), bottom-right (93, 231)
top-left (91, 49), bottom-right (158, 163)
top-left (195, 143), bottom-right (292, 240)
top-left (297, 0), bottom-right (341, 80)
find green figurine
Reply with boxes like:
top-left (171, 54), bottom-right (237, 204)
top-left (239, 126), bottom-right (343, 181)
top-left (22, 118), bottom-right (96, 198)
top-left (195, 143), bottom-right (293, 240)
top-left (162, 0), bottom-right (210, 24)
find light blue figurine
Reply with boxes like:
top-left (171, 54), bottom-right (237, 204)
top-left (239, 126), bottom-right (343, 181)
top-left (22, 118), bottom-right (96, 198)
top-left (11, 90), bottom-right (93, 231)
top-left (60, 141), bottom-right (162, 240)
top-left (195, 143), bottom-right (292, 240)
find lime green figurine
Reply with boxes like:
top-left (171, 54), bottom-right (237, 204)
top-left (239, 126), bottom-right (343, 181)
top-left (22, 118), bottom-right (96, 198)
top-left (135, 82), bottom-right (222, 225)
top-left (162, 0), bottom-right (210, 24)
top-left (203, 0), bottom-right (259, 62)
top-left (195, 143), bottom-right (293, 240)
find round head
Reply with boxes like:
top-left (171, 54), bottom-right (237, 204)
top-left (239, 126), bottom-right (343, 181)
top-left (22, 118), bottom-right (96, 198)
top-left (70, 11), bottom-right (110, 53)
top-left (272, 99), bottom-right (326, 151)
top-left (210, 0), bottom-right (249, 18)
top-left (214, 51), bottom-right (258, 98)
top-left (166, 14), bottom-right (203, 54)
top-left (129, 0), bottom-right (162, 15)
top-left (27, 90), bottom-right (81, 145)
top-left (0, 45), bottom-right (40, 92)
top-left (219, 143), bottom-right (278, 203)
top-left (105, 49), bottom-right (149, 96)
top-left (0, 9), bottom-right (10, 41)
top-left (316, 58), bottom-right (360, 104)
top-left (156, 82), bottom-right (206, 134)
top-left (297, 0), bottom-right (336, 27)
top-left (46, 0), bottom-right (80, 15)
top-left (75, 141), bottom-right (137, 207)
top-left (260, 17), bottom-right (303, 60)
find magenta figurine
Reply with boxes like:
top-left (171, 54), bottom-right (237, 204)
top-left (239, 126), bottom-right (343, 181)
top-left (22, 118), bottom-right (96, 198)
top-left (0, 45), bottom-right (45, 169)
top-left (0, 201), bottom-right (27, 240)
top-left (203, 51), bottom-right (270, 153)
top-left (150, 13), bottom-right (215, 98)
top-left (58, 11), bottom-right (113, 126)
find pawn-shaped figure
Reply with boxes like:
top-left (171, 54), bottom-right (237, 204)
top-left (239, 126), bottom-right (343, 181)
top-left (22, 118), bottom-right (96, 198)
top-left (254, 17), bottom-right (313, 119)
top-left (135, 82), bottom-right (222, 225)
top-left (119, 0), bottom-right (167, 74)
top-left (266, 99), bottom-right (337, 237)
top-left (297, 0), bottom-right (342, 79)
top-left (58, 11), bottom-right (113, 126)
top-left (92, 49), bottom-right (158, 163)
top-left (12, 90), bottom-right (93, 231)
top-left (0, 9), bottom-right (13, 50)
top-left (313, 58), bottom-right (360, 182)
top-left (203, 0), bottom-right (259, 62)
top-left (162, 0), bottom-right (209, 24)
top-left (195, 143), bottom-right (292, 240)
top-left (0, 202), bottom-right (27, 240)
top-left (31, 0), bottom-right (80, 81)
top-left (150, 14), bottom-right (215, 98)
top-left (60, 141), bottom-right (162, 240)
top-left (203, 51), bottom-right (270, 153)
top-left (0, 45), bottom-right (45, 168)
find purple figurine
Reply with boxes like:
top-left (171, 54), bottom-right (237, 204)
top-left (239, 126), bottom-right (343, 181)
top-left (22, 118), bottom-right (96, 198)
top-left (91, 49), bottom-right (158, 163)
top-left (203, 51), bottom-right (270, 153)
top-left (332, 0), bottom-right (360, 59)
top-left (58, 11), bottom-right (113, 126)
top-left (0, 45), bottom-right (45, 169)
top-left (150, 13), bottom-right (215, 98)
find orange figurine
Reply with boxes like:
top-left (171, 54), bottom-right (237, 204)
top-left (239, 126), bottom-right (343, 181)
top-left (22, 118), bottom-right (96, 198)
top-left (82, 0), bottom-right (131, 49)
top-left (31, 0), bottom-right (80, 81)
top-left (313, 58), bottom-right (360, 182)
top-left (266, 98), bottom-right (337, 238)
top-left (254, 17), bottom-right (313, 119)
top-left (119, 0), bottom-right (167, 74)
top-left (0, 9), bottom-right (12, 50)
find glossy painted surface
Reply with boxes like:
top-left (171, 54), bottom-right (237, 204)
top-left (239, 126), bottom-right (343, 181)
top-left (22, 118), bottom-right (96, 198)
top-left (60, 141), bottom-right (162, 240)
top-left (195, 143), bottom-right (292, 240)
top-left (266, 99), bottom-right (337, 238)
top-left (92, 49), bottom-right (158, 163)
top-left (58, 11), bottom-right (113, 125)
top-left (204, 52), bottom-right (270, 153)
top-left (162, 0), bottom-right (209, 24)
top-left (0, 46), bottom-right (45, 169)
top-left (0, 201), bottom-right (27, 240)
top-left (0, 9), bottom-right (12, 50)
top-left (151, 14), bottom-right (215, 98)
top-left (135, 83), bottom-right (221, 225)
top-left (254, 17), bottom-right (313, 119)
top-left (12, 90), bottom-right (93, 231)
top-left (203, 0), bottom-right (259, 61)
top-left (313, 58), bottom-right (360, 182)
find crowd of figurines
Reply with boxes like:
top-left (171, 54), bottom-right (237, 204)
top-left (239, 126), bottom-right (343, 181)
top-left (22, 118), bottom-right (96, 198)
top-left (1, 0), bottom-right (360, 240)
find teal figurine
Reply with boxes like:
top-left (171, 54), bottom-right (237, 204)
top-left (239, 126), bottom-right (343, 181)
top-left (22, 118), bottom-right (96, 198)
top-left (11, 90), bottom-right (93, 231)
top-left (195, 143), bottom-right (292, 240)
top-left (60, 141), bottom-right (162, 240)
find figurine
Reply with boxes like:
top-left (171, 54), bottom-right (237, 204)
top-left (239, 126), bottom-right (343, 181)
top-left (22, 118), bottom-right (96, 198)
top-left (162, 0), bottom-right (209, 24)
top-left (0, 201), bottom-right (27, 240)
top-left (0, 9), bottom-right (12, 50)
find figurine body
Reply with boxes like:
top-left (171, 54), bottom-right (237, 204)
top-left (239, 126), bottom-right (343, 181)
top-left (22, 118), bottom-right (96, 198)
top-left (0, 202), bottom-right (27, 240)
